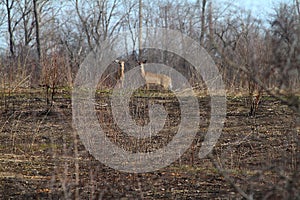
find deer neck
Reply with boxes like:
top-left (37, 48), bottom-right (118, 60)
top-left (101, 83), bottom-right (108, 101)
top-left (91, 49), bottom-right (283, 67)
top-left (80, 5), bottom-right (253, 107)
top-left (120, 62), bottom-right (125, 75)
top-left (140, 63), bottom-right (146, 77)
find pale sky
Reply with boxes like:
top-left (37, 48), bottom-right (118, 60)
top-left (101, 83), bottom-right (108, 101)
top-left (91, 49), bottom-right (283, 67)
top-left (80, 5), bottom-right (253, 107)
top-left (231, 0), bottom-right (292, 19)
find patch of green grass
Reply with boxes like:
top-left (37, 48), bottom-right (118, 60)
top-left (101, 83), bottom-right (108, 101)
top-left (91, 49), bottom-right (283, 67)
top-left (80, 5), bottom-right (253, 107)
top-left (133, 89), bottom-right (176, 98)
top-left (96, 88), bottom-right (113, 94)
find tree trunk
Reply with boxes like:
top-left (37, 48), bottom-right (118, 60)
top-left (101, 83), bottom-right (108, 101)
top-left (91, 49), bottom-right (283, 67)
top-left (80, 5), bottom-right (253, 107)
top-left (200, 0), bottom-right (207, 46)
top-left (6, 0), bottom-right (15, 57)
top-left (33, 0), bottom-right (42, 86)
top-left (138, 0), bottom-right (143, 60)
top-left (33, 0), bottom-right (41, 61)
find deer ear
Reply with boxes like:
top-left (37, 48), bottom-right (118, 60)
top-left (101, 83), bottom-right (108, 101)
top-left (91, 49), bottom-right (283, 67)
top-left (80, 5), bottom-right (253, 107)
top-left (115, 59), bottom-right (120, 63)
top-left (143, 60), bottom-right (147, 63)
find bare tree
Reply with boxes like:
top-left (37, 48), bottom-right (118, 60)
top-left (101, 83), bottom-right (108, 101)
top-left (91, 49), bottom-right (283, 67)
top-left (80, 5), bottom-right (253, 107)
top-left (270, 3), bottom-right (300, 93)
top-left (33, 0), bottom-right (41, 62)
top-left (138, 0), bottom-right (143, 59)
top-left (17, 0), bottom-right (34, 49)
top-left (4, 0), bottom-right (16, 57)
top-left (75, 0), bottom-right (132, 50)
top-left (199, 0), bottom-right (207, 46)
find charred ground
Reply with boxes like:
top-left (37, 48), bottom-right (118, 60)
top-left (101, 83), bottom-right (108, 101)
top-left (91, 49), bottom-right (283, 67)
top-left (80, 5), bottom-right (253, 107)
top-left (0, 89), bottom-right (299, 199)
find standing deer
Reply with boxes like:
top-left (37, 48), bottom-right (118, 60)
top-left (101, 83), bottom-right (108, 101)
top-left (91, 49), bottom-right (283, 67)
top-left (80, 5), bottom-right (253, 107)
top-left (115, 60), bottom-right (125, 88)
top-left (138, 61), bottom-right (172, 90)
top-left (249, 81), bottom-right (262, 116)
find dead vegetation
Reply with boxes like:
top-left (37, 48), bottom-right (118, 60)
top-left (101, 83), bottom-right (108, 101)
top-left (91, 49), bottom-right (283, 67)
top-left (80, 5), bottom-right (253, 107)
top-left (0, 89), bottom-right (298, 199)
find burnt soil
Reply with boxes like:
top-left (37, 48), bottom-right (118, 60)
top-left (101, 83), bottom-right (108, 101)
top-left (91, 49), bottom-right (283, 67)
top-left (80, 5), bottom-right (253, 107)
top-left (0, 89), bottom-right (299, 199)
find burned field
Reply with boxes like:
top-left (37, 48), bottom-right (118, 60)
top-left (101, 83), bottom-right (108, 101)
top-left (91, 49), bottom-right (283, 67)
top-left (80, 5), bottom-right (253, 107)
top-left (0, 90), bottom-right (299, 199)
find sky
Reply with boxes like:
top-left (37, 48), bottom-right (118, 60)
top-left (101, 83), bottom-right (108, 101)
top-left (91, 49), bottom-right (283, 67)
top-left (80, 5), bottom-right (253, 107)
top-left (231, 0), bottom-right (292, 19)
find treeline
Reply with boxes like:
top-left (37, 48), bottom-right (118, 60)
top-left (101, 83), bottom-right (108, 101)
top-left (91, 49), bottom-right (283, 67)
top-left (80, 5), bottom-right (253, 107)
top-left (0, 0), bottom-right (299, 94)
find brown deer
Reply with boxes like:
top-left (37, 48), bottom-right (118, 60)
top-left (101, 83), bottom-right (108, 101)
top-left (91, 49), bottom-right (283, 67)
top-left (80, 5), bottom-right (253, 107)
top-left (249, 81), bottom-right (262, 116)
top-left (138, 61), bottom-right (172, 90)
top-left (115, 60), bottom-right (125, 88)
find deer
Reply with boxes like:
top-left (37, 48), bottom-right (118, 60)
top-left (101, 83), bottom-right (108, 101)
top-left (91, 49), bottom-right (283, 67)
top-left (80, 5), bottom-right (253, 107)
top-left (114, 60), bottom-right (125, 88)
top-left (248, 81), bottom-right (262, 117)
top-left (138, 60), bottom-right (172, 90)
top-left (249, 92), bottom-right (261, 116)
